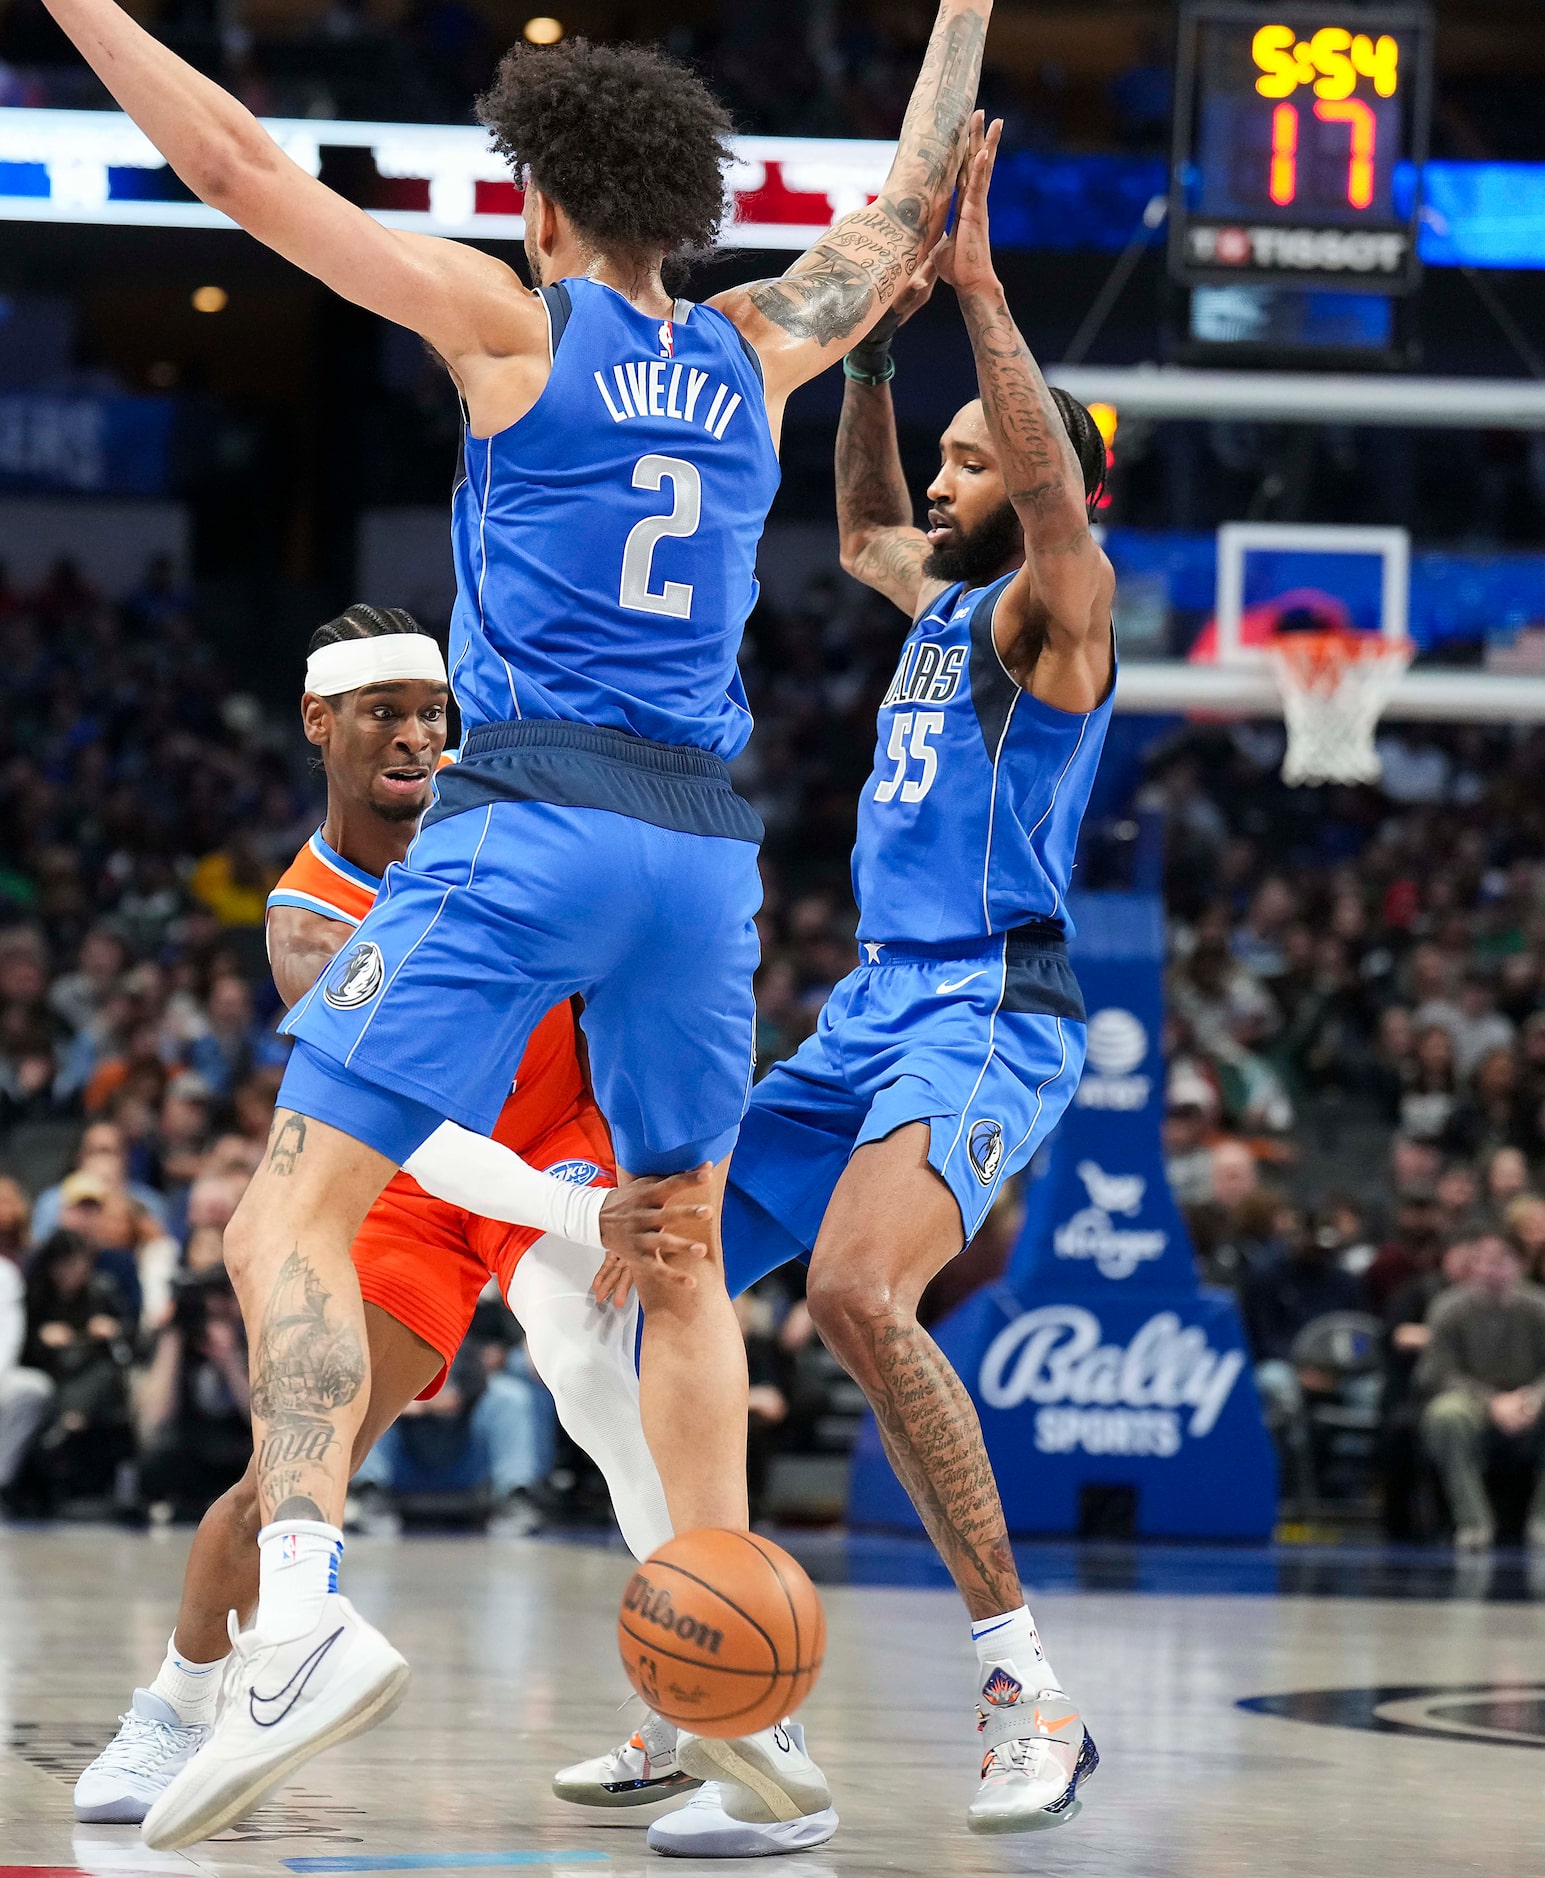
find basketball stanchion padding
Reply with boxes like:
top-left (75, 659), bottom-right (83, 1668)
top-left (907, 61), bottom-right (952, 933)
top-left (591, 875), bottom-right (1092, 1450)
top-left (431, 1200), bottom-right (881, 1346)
top-left (618, 1529), bottom-right (826, 1737)
top-left (1269, 630), bottom-right (1413, 787)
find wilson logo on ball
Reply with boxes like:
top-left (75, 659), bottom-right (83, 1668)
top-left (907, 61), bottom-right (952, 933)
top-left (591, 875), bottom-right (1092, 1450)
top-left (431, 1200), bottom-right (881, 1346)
top-left (622, 1572), bottom-right (725, 1656)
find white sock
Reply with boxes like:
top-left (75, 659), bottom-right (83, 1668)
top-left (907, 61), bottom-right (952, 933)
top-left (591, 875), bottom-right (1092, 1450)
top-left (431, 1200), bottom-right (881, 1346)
top-left (148, 1634), bottom-right (226, 1725)
top-left (255, 1519), bottom-right (344, 1642)
top-left (971, 1605), bottom-right (1060, 1697)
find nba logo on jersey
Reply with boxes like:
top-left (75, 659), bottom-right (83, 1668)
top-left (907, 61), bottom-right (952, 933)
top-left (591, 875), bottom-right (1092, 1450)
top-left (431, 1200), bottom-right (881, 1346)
top-left (282, 1535), bottom-right (299, 1565)
top-left (658, 319), bottom-right (675, 358)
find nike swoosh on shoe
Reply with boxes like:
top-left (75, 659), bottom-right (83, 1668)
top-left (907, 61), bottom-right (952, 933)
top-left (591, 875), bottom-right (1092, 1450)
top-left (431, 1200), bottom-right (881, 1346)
top-left (247, 1629), bottom-right (344, 1728)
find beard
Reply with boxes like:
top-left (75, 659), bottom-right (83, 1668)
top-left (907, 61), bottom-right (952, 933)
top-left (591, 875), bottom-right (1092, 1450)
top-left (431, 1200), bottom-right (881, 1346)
top-left (922, 499), bottom-right (1023, 589)
top-left (371, 793), bottom-right (430, 825)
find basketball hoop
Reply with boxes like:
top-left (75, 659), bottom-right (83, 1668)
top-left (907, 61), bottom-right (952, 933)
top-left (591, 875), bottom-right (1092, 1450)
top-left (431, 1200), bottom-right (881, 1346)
top-left (1268, 631), bottom-right (1413, 787)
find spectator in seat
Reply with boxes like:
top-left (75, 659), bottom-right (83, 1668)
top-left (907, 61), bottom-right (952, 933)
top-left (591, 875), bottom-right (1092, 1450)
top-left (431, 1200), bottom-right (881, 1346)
top-left (1365, 1191), bottom-right (1444, 1312)
top-left (1380, 1228), bottom-right (1475, 1540)
top-left (1185, 1140), bottom-right (1285, 1291)
top-left (48, 926), bottom-right (128, 1036)
top-left (1434, 1160), bottom-right (1482, 1233)
top-left (31, 1119), bottom-right (166, 1245)
top-left (1484, 1145), bottom-right (1532, 1212)
top-left (1399, 1024), bottom-right (1458, 1143)
top-left (1449, 974), bottom-right (1515, 1081)
top-left (1419, 1228), bottom-right (1545, 1551)
top-left (1444, 1048), bottom-right (1527, 1163)
top-left (186, 974), bottom-right (263, 1099)
top-left (135, 1268), bottom-right (251, 1520)
top-left (22, 1230), bottom-right (133, 1505)
top-left (349, 1326), bottom-right (549, 1533)
top-left (0, 1178), bottom-right (52, 1505)
top-left (1243, 1210), bottom-right (1366, 1492)
top-left (1505, 1191), bottom-right (1545, 1284)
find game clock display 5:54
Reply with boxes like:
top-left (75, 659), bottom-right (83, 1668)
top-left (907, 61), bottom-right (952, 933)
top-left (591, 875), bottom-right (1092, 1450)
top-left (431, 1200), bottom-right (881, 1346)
top-left (1169, 3), bottom-right (1433, 292)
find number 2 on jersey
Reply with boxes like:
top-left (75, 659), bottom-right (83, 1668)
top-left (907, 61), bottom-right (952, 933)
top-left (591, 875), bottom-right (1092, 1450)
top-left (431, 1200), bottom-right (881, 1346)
top-left (620, 455), bottom-right (701, 619)
top-left (874, 710), bottom-right (943, 804)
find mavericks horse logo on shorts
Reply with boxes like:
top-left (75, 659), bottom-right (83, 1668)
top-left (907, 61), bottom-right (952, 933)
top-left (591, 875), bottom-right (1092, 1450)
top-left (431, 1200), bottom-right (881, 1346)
top-left (968, 1118), bottom-right (1004, 1186)
top-left (323, 941), bottom-right (385, 1010)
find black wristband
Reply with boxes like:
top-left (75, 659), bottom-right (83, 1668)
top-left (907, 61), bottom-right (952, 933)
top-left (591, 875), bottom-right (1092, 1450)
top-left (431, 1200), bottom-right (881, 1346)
top-left (843, 349), bottom-right (896, 386)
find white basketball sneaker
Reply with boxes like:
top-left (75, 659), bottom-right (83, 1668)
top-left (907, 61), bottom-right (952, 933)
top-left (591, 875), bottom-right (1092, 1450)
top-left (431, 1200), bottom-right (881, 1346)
top-left (649, 1777), bottom-right (839, 1858)
top-left (140, 1596), bottom-right (409, 1849)
top-left (551, 1708), bottom-right (701, 1808)
top-left (675, 1719), bottom-right (833, 1823)
top-left (966, 1664), bottom-right (1098, 1836)
top-left (73, 1691), bottom-right (211, 1824)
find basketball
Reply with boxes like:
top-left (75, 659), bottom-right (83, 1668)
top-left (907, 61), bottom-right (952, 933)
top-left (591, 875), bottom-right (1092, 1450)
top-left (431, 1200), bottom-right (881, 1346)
top-left (617, 1529), bottom-right (826, 1737)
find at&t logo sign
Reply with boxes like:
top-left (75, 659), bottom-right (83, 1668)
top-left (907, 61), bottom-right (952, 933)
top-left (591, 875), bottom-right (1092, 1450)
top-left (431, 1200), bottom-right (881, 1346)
top-left (1074, 1007), bottom-right (1151, 1111)
top-left (979, 1305), bottom-right (1245, 1459)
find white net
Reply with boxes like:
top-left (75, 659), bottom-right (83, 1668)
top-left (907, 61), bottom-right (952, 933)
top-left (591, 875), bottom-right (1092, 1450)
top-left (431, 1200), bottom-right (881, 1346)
top-left (1268, 632), bottom-right (1414, 787)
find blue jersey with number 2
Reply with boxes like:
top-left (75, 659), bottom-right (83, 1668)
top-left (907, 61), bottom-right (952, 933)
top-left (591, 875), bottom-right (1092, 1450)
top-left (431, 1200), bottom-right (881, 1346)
top-left (448, 278), bottom-right (779, 759)
top-left (853, 576), bottom-right (1115, 945)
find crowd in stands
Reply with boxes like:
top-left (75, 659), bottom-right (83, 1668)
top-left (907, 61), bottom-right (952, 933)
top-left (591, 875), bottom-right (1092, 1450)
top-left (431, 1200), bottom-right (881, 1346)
top-left (1158, 722), bottom-right (1545, 1546)
top-left (4, 548), bottom-right (1544, 1548)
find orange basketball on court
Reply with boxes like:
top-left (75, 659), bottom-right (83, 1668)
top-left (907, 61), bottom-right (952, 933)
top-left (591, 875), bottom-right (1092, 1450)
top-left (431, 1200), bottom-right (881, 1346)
top-left (617, 1529), bottom-right (826, 1737)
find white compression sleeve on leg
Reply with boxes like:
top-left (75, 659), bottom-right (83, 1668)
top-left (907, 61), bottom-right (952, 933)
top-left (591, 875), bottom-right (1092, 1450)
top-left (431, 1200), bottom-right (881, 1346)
top-left (506, 1234), bottom-right (673, 1560)
top-left (404, 1122), bottom-right (607, 1252)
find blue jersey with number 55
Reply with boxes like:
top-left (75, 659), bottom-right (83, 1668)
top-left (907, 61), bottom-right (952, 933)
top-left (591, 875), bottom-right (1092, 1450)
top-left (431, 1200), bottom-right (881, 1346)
top-left (447, 278), bottom-right (779, 759)
top-left (853, 576), bottom-right (1116, 946)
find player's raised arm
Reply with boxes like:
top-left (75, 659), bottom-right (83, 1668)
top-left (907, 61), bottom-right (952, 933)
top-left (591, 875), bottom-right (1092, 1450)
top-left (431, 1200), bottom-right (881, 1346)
top-left (835, 259), bottom-right (950, 620)
top-left (39, 0), bottom-right (542, 371)
top-left (941, 119), bottom-right (1115, 711)
top-left (713, 0), bottom-right (993, 403)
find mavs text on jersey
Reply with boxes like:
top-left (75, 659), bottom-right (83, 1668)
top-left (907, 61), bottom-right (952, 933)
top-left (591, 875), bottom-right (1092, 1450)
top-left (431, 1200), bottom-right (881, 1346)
top-left (721, 574), bottom-right (1117, 1288)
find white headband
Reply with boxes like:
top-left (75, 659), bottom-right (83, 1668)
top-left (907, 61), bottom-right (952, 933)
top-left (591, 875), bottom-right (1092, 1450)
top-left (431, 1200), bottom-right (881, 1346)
top-left (305, 634), bottom-right (448, 697)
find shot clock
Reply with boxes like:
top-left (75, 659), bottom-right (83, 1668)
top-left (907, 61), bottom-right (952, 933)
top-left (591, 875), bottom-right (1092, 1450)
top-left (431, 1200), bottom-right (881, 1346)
top-left (1170, 3), bottom-right (1433, 293)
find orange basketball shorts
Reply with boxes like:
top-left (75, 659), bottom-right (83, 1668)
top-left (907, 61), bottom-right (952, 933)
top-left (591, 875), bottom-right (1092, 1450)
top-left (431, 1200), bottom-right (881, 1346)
top-left (350, 1099), bottom-right (614, 1396)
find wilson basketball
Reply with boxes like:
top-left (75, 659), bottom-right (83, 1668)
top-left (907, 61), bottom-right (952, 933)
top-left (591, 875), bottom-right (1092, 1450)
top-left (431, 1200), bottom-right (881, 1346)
top-left (617, 1529), bottom-right (826, 1737)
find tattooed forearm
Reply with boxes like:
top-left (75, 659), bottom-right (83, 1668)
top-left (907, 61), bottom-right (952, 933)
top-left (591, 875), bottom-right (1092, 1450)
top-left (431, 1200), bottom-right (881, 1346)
top-left (960, 284), bottom-right (1093, 554)
top-left (748, 243), bottom-right (876, 347)
top-left (835, 375), bottom-right (932, 610)
top-left (267, 1111), bottom-right (307, 1176)
top-left (851, 1317), bottom-right (1020, 1617)
top-left (734, 4), bottom-right (990, 364)
top-left (250, 1248), bottom-right (365, 1518)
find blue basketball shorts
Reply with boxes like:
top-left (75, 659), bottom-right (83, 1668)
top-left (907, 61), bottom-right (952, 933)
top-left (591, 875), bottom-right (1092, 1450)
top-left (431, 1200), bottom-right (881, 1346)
top-left (721, 930), bottom-right (1087, 1292)
top-left (279, 725), bottom-right (762, 1174)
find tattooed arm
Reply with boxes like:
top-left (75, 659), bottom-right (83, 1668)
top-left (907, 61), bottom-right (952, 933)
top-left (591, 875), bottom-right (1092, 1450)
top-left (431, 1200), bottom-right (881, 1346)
top-left (836, 260), bottom-right (949, 619)
top-left (712, 0), bottom-right (992, 410)
top-left (941, 121), bottom-right (1115, 713)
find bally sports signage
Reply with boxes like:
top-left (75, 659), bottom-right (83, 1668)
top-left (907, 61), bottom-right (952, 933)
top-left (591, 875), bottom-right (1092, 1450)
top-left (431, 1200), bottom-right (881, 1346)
top-left (849, 892), bottom-right (1277, 1540)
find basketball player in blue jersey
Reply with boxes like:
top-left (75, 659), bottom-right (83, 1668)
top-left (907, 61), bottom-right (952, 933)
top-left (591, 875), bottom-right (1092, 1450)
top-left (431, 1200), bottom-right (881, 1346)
top-left (42, 0), bottom-right (996, 1845)
top-left (590, 118), bottom-right (1114, 1836)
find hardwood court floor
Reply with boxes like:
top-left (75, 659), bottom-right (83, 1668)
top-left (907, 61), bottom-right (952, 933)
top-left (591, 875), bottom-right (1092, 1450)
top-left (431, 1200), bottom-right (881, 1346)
top-left (2, 1526), bottom-right (1543, 1876)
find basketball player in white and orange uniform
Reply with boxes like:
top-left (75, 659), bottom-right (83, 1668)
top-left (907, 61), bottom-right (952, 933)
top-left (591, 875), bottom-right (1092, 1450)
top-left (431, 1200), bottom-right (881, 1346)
top-left (76, 607), bottom-right (836, 1857)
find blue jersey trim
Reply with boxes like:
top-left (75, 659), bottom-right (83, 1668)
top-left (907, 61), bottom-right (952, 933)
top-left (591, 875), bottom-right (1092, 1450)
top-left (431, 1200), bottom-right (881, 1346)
top-left (265, 890), bottom-right (361, 925)
top-left (423, 718), bottom-right (764, 845)
top-left (310, 831), bottom-right (381, 893)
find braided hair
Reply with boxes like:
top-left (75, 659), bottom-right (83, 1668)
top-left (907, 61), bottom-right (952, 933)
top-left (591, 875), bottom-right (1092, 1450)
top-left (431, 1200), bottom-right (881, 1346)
top-left (306, 603), bottom-right (426, 657)
top-left (1049, 387), bottom-right (1109, 513)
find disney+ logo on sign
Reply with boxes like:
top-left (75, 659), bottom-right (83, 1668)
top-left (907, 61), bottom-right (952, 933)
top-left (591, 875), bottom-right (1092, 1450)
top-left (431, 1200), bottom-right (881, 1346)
top-left (979, 1305), bottom-right (1246, 1460)
top-left (1073, 1008), bottom-right (1152, 1111)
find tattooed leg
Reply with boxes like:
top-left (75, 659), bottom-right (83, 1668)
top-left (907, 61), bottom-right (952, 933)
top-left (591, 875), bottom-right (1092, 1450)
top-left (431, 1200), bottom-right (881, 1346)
top-left (222, 1111), bottom-right (397, 1527)
top-left (806, 1122), bottom-right (1022, 1619)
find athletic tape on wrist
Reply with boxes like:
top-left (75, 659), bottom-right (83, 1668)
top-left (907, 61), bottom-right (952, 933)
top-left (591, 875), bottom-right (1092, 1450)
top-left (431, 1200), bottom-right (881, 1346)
top-left (305, 636), bottom-right (448, 696)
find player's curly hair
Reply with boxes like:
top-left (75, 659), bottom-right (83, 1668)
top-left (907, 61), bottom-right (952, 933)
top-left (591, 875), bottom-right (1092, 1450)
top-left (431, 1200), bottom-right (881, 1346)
top-left (477, 39), bottom-right (734, 259)
top-left (306, 604), bottom-right (425, 657)
top-left (1049, 388), bottom-right (1109, 513)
